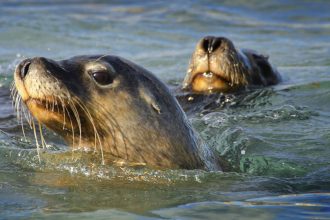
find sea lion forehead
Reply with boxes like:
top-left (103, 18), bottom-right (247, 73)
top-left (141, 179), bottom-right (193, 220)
top-left (65, 55), bottom-right (117, 72)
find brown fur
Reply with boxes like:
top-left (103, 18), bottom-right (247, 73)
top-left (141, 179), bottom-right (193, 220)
top-left (14, 55), bottom-right (221, 170)
top-left (183, 36), bottom-right (281, 93)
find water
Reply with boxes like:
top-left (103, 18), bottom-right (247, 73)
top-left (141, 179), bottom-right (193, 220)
top-left (1, 0), bottom-right (330, 219)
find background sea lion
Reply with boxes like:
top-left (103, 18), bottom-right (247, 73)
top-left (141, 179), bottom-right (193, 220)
top-left (182, 36), bottom-right (281, 93)
top-left (13, 55), bottom-right (221, 170)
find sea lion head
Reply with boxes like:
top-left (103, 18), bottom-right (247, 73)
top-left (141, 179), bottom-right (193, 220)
top-left (14, 55), bottom-right (220, 170)
top-left (182, 36), bottom-right (280, 93)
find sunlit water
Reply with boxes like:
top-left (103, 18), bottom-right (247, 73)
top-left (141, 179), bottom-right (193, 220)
top-left (1, 0), bottom-right (330, 219)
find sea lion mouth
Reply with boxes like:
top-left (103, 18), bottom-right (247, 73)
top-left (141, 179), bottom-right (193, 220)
top-left (14, 68), bottom-right (70, 123)
top-left (25, 96), bottom-right (69, 115)
top-left (13, 58), bottom-right (77, 126)
top-left (13, 57), bottom-right (107, 154)
top-left (196, 71), bottom-right (229, 83)
top-left (191, 71), bottom-right (232, 93)
top-left (23, 96), bottom-right (80, 131)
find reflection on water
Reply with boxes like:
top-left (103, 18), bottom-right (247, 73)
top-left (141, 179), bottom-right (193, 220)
top-left (1, 0), bottom-right (330, 219)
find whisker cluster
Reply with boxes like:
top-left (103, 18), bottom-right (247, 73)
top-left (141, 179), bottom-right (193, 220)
top-left (221, 50), bottom-right (249, 87)
top-left (11, 81), bottom-right (107, 165)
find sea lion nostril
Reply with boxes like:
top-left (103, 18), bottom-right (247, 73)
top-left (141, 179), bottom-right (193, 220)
top-left (202, 37), bottom-right (212, 52)
top-left (202, 36), bottom-right (214, 52)
top-left (211, 38), bottom-right (222, 52)
top-left (201, 36), bottom-right (222, 53)
top-left (20, 60), bottom-right (31, 79)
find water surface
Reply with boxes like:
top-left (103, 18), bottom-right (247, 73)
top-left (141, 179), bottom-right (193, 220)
top-left (1, 0), bottom-right (330, 219)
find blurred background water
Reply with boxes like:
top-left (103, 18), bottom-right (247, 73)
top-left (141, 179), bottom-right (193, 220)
top-left (0, 0), bottom-right (330, 219)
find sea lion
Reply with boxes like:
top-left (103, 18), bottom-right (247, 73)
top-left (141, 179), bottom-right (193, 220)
top-left (182, 36), bottom-right (281, 93)
top-left (13, 55), bottom-right (221, 170)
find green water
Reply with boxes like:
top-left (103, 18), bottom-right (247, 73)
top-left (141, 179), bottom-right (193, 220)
top-left (1, 0), bottom-right (330, 219)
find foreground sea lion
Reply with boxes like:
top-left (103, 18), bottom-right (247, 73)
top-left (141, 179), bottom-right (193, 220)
top-left (182, 36), bottom-right (281, 93)
top-left (13, 55), bottom-right (221, 170)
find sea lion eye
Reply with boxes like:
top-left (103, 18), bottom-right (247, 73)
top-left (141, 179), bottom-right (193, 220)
top-left (91, 71), bottom-right (113, 85)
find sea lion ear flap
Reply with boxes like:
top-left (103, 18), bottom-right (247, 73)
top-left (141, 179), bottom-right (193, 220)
top-left (252, 52), bottom-right (269, 61)
top-left (252, 53), bottom-right (280, 85)
top-left (139, 87), bottom-right (161, 114)
top-left (252, 52), bottom-right (272, 73)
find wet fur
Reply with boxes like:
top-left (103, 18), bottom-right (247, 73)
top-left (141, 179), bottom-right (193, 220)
top-left (182, 36), bottom-right (281, 93)
top-left (13, 55), bottom-right (221, 170)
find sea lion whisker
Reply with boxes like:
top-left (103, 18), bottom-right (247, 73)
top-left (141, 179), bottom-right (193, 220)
top-left (228, 52), bottom-right (237, 83)
top-left (14, 93), bottom-right (21, 116)
top-left (100, 114), bottom-right (120, 158)
top-left (17, 98), bottom-right (29, 128)
top-left (235, 56), bottom-right (247, 85)
top-left (22, 104), bottom-right (33, 129)
top-left (94, 54), bottom-right (111, 62)
top-left (31, 119), bottom-right (41, 163)
top-left (11, 91), bottom-right (16, 108)
top-left (10, 83), bottom-right (19, 107)
top-left (72, 99), bottom-right (105, 164)
top-left (59, 97), bottom-right (67, 129)
top-left (19, 111), bottom-right (27, 141)
top-left (68, 100), bottom-right (82, 147)
top-left (38, 122), bottom-right (47, 149)
top-left (92, 101), bottom-right (128, 158)
top-left (46, 99), bottom-right (49, 111)
top-left (15, 99), bottom-right (23, 138)
top-left (73, 99), bottom-right (105, 165)
top-left (95, 101), bottom-right (143, 161)
top-left (20, 100), bottom-right (33, 136)
top-left (51, 98), bottom-right (55, 112)
top-left (12, 91), bottom-right (19, 112)
top-left (230, 52), bottom-right (243, 85)
top-left (67, 101), bottom-right (81, 148)
top-left (56, 99), bottom-right (60, 114)
top-left (10, 82), bottom-right (19, 103)
top-left (10, 81), bottom-right (15, 96)
top-left (14, 94), bottom-right (20, 120)
top-left (64, 106), bottom-right (76, 149)
top-left (94, 112), bottom-right (118, 156)
top-left (16, 97), bottom-right (28, 141)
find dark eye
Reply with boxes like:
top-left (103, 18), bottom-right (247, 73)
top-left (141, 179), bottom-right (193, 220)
top-left (91, 71), bottom-right (113, 85)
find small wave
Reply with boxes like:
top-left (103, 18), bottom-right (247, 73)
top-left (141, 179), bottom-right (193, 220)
top-left (3, 147), bottom-right (222, 184)
top-left (202, 105), bottom-right (317, 125)
top-left (152, 193), bottom-right (330, 219)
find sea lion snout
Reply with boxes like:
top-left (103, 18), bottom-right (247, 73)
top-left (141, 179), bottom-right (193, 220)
top-left (198, 36), bottom-right (234, 55)
top-left (17, 57), bottom-right (62, 80)
top-left (18, 59), bottom-right (32, 79)
top-left (183, 36), bottom-right (280, 93)
top-left (200, 36), bottom-right (224, 54)
top-left (182, 36), bottom-right (238, 93)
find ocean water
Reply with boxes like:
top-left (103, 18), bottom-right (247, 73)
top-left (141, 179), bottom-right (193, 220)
top-left (1, 0), bottom-right (330, 219)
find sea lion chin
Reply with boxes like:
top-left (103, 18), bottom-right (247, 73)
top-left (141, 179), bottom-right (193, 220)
top-left (13, 55), bottom-right (221, 171)
top-left (182, 36), bottom-right (281, 93)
